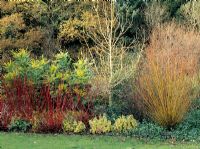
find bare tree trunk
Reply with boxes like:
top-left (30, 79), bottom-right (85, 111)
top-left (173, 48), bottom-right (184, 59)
top-left (85, 1), bottom-right (142, 108)
top-left (108, 88), bottom-right (112, 107)
top-left (108, 1), bottom-right (114, 107)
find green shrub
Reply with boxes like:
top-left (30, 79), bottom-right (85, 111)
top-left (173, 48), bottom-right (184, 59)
top-left (132, 120), bottom-right (166, 140)
top-left (113, 115), bottom-right (137, 133)
top-left (89, 114), bottom-right (112, 134)
top-left (72, 59), bottom-right (92, 84)
top-left (4, 49), bottom-right (31, 82)
top-left (44, 52), bottom-right (71, 85)
top-left (4, 49), bottom-right (49, 85)
top-left (170, 99), bottom-right (200, 141)
top-left (54, 52), bottom-right (71, 72)
top-left (131, 108), bottom-right (200, 141)
top-left (4, 49), bottom-right (92, 87)
top-left (106, 105), bottom-right (125, 123)
top-left (8, 118), bottom-right (31, 132)
top-left (105, 84), bottom-right (135, 122)
top-left (173, 108), bottom-right (200, 141)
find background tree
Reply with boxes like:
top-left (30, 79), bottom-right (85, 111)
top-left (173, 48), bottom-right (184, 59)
top-left (0, 1), bottom-right (47, 61)
top-left (177, 0), bottom-right (200, 30)
top-left (84, 1), bottom-right (143, 107)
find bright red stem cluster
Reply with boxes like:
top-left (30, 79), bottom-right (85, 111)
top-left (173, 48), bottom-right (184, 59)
top-left (0, 77), bottom-right (94, 131)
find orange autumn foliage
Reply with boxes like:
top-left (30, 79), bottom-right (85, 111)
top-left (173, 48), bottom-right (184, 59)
top-left (137, 23), bottom-right (200, 127)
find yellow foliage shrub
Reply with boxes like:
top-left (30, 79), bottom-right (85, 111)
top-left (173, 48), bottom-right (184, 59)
top-left (62, 119), bottom-right (74, 132)
top-left (63, 119), bottom-right (85, 133)
top-left (89, 114), bottom-right (112, 134)
top-left (63, 111), bottom-right (86, 133)
top-left (59, 18), bottom-right (82, 43)
top-left (113, 115), bottom-right (137, 133)
top-left (0, 13), bottom-right (25, 35)
top-left (0, 1), bottom-right (16, 12)
top-left (73, 121), bottom-right (86, 133)
top-left (58, 3), bottom-right (107, 44)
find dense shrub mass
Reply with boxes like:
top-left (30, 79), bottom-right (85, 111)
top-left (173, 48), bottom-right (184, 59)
top-left (89, 114), bottom-right (112, 134)
top-left (130, 107), bottom-right (200, 141)
top-left (135, 23), bottom-right (200, 128)
top-left (113, 115), bottom-right (137, 133)
top-left (1, 0), bottom-right (200, 142)
top-left (8, 119), bottom-right (31, 132)
top-left (63, 119), bottom-right (86, 133)
top-left (132, 121), bottom-right (166, 140)
top-left (0, 49), bottom-right (94, 132)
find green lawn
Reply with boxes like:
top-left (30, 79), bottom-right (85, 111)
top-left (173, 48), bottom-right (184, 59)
top-left (0, 132), bottom-right (199, 149)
